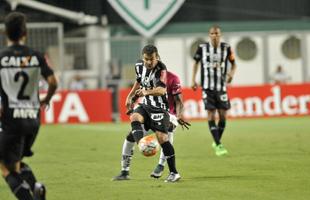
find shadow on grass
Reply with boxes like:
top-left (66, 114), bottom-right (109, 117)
top-left (185, 175), bottom-right (270, 181)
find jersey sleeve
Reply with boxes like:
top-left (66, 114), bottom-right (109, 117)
top-left (38, 53), bottom-right (54, 79)
top-left (135, 60), bottom-right (143, 83)
top-left (193, 45), bottom-right (202, 62)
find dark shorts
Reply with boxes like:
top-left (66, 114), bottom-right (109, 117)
top-left (0, 120), bottom-right (40, 164)
top-left (133, 104), bottom-right (170, 134)
top-left (202, 89), bottom-right (231, 110)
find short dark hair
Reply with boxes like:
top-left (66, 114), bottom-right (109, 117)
top-left (5, 12), bottom-right (27, 42)
top-left (209, 24), bottom-right (221, 32)
top-left (142, 44), bottom-right (158, 56)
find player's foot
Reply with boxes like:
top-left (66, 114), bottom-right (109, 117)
top-left (164, 172), bottom-right (181, 183)
top-left (150, 164), bottom-right (164, 178)
top-left (112, 170), bottom-right (130, 181)
top-left (215, 144), bottom-right (228, 156)
top-left (212, 142), bottom-right (217, 149)
top-left (33, 182), bottom-right (46, 200)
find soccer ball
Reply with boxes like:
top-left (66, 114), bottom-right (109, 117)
top-left (138, 134), bottom-right (159, 157)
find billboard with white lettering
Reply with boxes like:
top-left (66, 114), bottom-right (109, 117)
top-left (119, 83), bottom-right (310, 121)
top-left (41, 90), bottom-right (112, 123)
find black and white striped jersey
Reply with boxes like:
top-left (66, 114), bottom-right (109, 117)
top-left (0, 44), bottom-right (54, 123)
top-left (135, 60), bottom-right (169, 111)
top-left (193, 42), bottom-right (235, 92)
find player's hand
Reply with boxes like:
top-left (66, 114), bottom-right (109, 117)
top-left (125, 98), bottom-right (133, 115)
top-left (177, 118), bottom-right (191, 130)
top-left (191, 81), bottom-right (198, 91)
top-left (125, 95), bottom-right (139, 115)
top-left (40, 98), bottom-right (50, 110)
top-left (126, 109), bottom-right (133, 115)
top-left (135, 89), bottom-right (148, 97)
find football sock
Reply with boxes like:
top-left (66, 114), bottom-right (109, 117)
top-left (161, 141), bottom-right (177, 174)
top-left (131, 121), bottom-right (144, 143)
top-left (5, 172), bottom-right (33, 200)
top-left (208, 120), bottom-right (221, 145)
top-left (218, 120), bottom-right (226, 140)
top-left (20, 162), bottom-right (37, 192)
top-left (126, 132), bottom-right (135, 143)
top-left (158, 132), bottom-right (174, 166)
top-left (121, 139), bottom-right (135, 171)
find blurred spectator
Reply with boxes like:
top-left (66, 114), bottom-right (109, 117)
top-left (270, 65), bottom-right (290, 84)
top-left (69, 74), bottom-right (87, 90)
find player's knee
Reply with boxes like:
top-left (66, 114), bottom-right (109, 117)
top-left (130, 113), bottom-right (144, 123)
top-left (207, 110), bottom-right (217, 120)
top-left (156, 133), bottom-right (169, 144)
top-left (129, 113), bottom-right (138, 121)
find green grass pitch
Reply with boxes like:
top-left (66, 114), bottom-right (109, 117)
top-left (1, 117), bottom-right (310, 200)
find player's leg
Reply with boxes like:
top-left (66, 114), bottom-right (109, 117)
top-left (207, 109), bottom-right (221, 146)
top-left (150, 131), bottom-right (173, 178)
top-left (19, 161), bottom-right (46, 200)
top-left (130, 108), bottom-right (146, 143)
top-left (203, 90), bottom-right (221, 148)
top-left (159, 131), bottom-right (174, 167)
top-left (217, 91), bottom-right (230, 141)
top-left (113, 106), bottom-right (146, 181)
top-left (20, 131), bottom-right (38, 191)
top-left (209, 109), bottom-right (227, 156)
top-left (22, 126), bottom-right (46, 200)
top-left (112, 132), bottom-right (135, 181)
top-left (20, 162), bottom-right (36, 191)
top-left (1, 162), bottom-right (34, 200)
top-left (155, 131), bottom-right (180, 182)
top-left (207, 110), bottom-right (227, 156)
top-left (0, 134), bottom-right (33, 200)
top-left (151, 114), bottom-right (178, 178)
top-left (212, 91), bottom-right (231, 156)
top-left (218, 109), bottom-right (227, 140)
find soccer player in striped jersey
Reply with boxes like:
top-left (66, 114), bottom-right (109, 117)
top-left (0, 12), bottom-right (57, 200)
top-left (191, 25), bottom-right (237, 156)
top-left (113, 45), bottom-right (185, 182)
top-left (112, 70), bottom-right (190, 181)
top-left (150, 70), bottom-right (190, 178)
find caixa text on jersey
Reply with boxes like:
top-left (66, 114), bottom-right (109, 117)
top-left (1, 55), bottom-right (39, 67)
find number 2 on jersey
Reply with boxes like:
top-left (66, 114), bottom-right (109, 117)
top-left (14, 71), bottom-right (30, 100)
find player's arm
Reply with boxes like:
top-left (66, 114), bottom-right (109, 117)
top-left (227, 47), bottom-right (237, 83)
top-left (40, 74), bottom-right (57, 107)
top-left (191, 46), bottom-right (202, 91)
top-left (135, 69), bottom-right (167, 97)
top-left (191, 62), bottom-right (199, 91)
top-left (125, 81), bottom-right (140, 113)
top-left (135, 86), bottom-right (166, 97)
top-left (39, 54), bottom-right (58, 107)
top-left (174, 93), bottom-right (191, 130)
